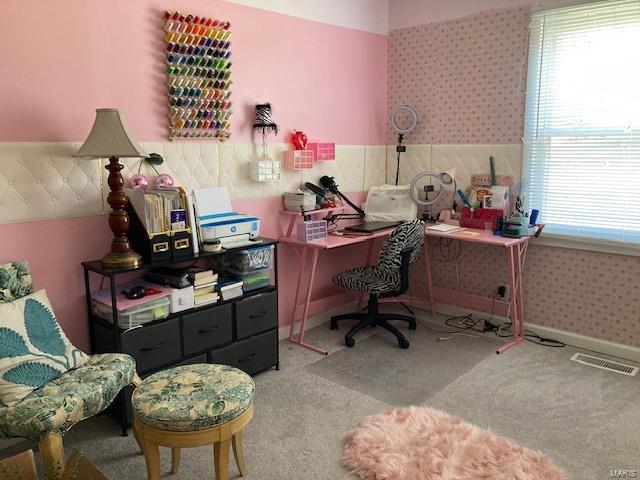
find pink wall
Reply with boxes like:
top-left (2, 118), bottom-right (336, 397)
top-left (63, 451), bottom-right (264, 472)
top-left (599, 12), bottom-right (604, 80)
top-left (0, 0), bottom-right (388, 145)
top-left (0, 0), bottom-right (388, 352)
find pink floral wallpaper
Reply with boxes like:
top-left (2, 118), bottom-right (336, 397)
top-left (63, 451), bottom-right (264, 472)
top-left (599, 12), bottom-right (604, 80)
top-left (388, 7), bottom-right (530, 144)
top-left (391, 6), bottom-right (640, 349)
top-left (409, 245), bottom-right (640, 348)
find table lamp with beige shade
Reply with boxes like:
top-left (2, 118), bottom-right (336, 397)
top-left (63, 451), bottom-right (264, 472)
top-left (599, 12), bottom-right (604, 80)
top-left (74, 108), bottom-right (146, 269)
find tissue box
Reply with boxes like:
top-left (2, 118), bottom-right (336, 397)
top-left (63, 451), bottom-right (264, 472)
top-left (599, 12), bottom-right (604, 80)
top-left (170, 286), bottom-right (195, 313)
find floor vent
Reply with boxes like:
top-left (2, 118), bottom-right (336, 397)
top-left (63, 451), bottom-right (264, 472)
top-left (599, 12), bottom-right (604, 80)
top-left (570, 353), bottom-right (638, 376)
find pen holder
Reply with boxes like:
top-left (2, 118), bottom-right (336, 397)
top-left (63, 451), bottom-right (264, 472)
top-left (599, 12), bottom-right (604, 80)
top-left (460, 207), bottom-right (503, 230)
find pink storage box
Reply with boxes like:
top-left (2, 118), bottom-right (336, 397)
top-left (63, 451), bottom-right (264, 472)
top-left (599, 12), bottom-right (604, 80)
top-left (460, 207), bottom-right (503, 230)
top-left (284, 150), bottom-right (314, 170)
top-left (308, 142), bottom-right (335, 161)
top-left (297, 220), bottom-right (328, 242)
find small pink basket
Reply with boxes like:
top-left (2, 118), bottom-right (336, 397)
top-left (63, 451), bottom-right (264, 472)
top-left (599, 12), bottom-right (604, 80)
top-left (308, 142), bottom-right (335, 161)
top-left (284, 150), bottom-right (314, 170)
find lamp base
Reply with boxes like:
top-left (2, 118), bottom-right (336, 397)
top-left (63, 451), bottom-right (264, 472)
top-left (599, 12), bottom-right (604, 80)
top-left (101, 251), bottom-right (142, 270)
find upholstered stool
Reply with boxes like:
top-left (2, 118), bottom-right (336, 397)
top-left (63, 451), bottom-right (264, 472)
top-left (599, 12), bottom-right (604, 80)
top-left (132, 364), bottom-right (255, 480)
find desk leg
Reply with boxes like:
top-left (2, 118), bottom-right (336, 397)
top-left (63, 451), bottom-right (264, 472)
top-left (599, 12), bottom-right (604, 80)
top-left (497, 244), bottom-right (524, 354)
top-left (289, 247), bottom-right (307, 341)
top-left (515, 242), bottom-right (528, 338)
top-left (423, 242), bottom-right (437, 317)
top-left (285, 217), bottom-right (296, 238)
top-left (288, 248), bottom-right (328, 355)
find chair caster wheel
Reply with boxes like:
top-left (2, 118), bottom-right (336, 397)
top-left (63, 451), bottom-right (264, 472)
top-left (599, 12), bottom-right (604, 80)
top-left (409, 321), bottom-right (417, 330)
top-left (330, 320), bottom-right (338, 330)
top-left (399, 338), bottom-right (410, 349)
top-left (345, 337), bottom-right (355, 348)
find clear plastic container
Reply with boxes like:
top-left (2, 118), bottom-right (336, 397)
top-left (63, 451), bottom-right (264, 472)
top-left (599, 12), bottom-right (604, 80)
top-left (91, 297), bottom-right (170, 329)
top-left (226, 245), bottom-right (274, 272)
top-left (229, 268), bottom-right (271, 292)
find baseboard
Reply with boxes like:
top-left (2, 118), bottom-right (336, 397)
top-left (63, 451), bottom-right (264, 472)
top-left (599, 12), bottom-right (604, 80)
top-left (278, 299), bottom-right (640, 364)
top-left (431, 303), bottom-right (640, 364)
top-left (279, 302), bottom-right (358, 340)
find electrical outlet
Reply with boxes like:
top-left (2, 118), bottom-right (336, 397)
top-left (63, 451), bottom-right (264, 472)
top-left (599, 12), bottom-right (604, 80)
top-left (498, 284), bottom-right (509, 299)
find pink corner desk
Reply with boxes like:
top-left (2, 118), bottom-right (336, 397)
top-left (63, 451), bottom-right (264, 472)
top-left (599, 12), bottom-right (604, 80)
top-left (415, 229), bottom-right (530, 354)
top-left (279, 209), bottom-right (394, 354)
top-left (280, 216), bottom-right (529, 355)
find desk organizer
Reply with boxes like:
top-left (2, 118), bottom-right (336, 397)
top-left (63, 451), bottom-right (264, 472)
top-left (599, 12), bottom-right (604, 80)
top-left (164, 10), bottom-right (233, 140)
top-left (297, 220), bottom-right (328, 242)
top-left (460, 207), bottom-right (503, 230)
top-left (284, 150), bottom-right (314, 170)
top-left (308, 143), bottom-right (335, 161)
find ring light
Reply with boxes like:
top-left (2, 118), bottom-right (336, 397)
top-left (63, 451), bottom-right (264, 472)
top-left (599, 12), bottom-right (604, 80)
top-left (391, 105), bottom-right (418, 135)
top-left (391, 105), bottom-right (418, 185)
top-left (409, 168), bottom-right (457, 206)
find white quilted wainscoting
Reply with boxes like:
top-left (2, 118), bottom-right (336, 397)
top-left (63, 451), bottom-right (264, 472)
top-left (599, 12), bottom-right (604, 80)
top-left (0, 143), bottom-right (103, 223)
top-left (430, 144), bottom-right (522, 190)
top-left (386, 144), bottom-right (522, 191)
top-left (385, 145), bottom-right (431, 186)
top-left (0, 141), bottom-right (387, 224)
top-left (108, 142), bottom-right (219, 198)
top-left (0, 141), bottom-right (524, 225)
top-left (302, 145), bottom-right (366, 192)
top-left (364, 146), bottom-right (387, 190)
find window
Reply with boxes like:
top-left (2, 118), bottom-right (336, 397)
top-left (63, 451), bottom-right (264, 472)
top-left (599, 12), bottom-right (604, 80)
top-left (523, 0), bottom-right (640, 244)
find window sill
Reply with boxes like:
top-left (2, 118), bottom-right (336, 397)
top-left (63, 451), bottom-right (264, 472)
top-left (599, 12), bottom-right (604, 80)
top-left (531, 233), bottom-right (640, 257)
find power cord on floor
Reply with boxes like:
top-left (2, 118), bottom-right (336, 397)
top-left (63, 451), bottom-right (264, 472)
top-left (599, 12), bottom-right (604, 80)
top-left (417, 288), bottom-right (566, 348)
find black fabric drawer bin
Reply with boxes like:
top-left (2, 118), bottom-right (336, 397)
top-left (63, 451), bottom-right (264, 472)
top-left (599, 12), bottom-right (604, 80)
top-left (120, 317), bottom-right (181, 373)
top-left (208, 329), bottom-right (278, 375)
top-left (182, 304), bottom-right (233, 356)
top-left (234, 291), bottom-right (277, 340)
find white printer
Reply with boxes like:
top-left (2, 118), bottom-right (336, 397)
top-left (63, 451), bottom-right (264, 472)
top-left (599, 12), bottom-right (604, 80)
top-left (193, 187), bottom-right (260, 249)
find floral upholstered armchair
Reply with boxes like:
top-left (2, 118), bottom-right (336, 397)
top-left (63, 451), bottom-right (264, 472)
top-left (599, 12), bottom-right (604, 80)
top-left (0, 261), bottom-right (141, 479)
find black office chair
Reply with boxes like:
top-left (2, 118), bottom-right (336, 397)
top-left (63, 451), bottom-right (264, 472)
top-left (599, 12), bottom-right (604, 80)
top-left (330, 220), bottom-right (426, 349)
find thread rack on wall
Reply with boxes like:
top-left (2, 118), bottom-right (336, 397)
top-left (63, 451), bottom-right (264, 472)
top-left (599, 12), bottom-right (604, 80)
top-left (164, 11), bottom-right (233, 140)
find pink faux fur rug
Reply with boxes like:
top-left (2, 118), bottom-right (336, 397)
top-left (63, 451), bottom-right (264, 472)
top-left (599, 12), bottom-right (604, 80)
top-left (343, 407), bottom-right (565, 480)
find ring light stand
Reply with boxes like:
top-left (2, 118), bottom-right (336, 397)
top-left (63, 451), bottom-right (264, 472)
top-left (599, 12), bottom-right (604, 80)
top-left (391, 105), bottom-right (418, 185)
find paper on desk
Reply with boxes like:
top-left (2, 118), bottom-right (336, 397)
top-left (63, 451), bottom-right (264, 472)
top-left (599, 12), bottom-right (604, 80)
top-left (193, 187), bottom-right (233, 217)
top-left (426, 223), bottom-right (463, 233)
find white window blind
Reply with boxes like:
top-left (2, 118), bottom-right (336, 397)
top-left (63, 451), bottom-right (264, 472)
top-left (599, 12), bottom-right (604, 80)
top-left (523, 0), bottom-right (640, 244)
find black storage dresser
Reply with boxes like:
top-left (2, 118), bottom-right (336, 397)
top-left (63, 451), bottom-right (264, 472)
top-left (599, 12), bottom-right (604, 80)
top-left (81, 238), bottom-right (279, 435)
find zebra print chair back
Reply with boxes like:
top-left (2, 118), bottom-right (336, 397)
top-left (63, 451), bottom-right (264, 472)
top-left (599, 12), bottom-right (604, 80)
top-left (377, 220), bottom-right (425, 272)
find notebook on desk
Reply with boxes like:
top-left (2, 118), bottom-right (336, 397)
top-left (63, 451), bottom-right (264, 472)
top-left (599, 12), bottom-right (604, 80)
top-left (426, 223), bottom-right (463, 233)
top-left (344, 221), bottom-right (401, 233)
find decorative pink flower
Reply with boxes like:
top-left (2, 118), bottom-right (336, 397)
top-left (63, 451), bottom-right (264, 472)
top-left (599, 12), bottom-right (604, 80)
top-left (129, 174), bottom-right (149, 191)
top-left (154, 173), bottom-right (174, 189)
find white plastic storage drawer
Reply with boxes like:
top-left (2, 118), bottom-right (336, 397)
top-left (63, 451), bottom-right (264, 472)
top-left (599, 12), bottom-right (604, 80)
top-left (91, 297), bottom-right (170, 329)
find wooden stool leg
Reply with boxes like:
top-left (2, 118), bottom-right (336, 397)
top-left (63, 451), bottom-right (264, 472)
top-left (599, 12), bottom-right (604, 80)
top-left (171, 448), bottom-right (181, 474)
top-left (141, 439), bottom-right (161, 480)
top-left (133, 420), bottom-right (144, 455)
top-left (39, 433), bottom-right (65, 480)
top-left (213, 440), bottom-right (230, 480)
top-left (232, 431), bottom-right (247, 476)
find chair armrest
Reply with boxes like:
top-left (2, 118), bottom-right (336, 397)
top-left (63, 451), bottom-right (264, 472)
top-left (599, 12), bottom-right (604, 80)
top-left (130, 373), bottom-right (142, 388)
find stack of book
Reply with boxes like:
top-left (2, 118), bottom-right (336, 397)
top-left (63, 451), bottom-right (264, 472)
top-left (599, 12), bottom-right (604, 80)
top-left (216, 277), bottom-right (244, 301)
top-left (187, 268), bottom-right (219, 307)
